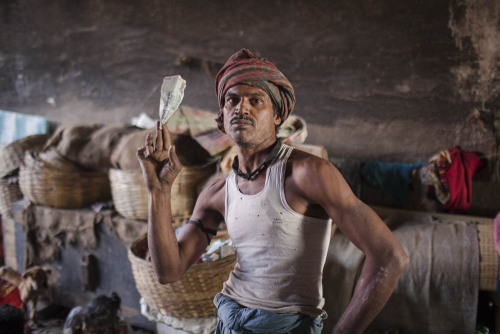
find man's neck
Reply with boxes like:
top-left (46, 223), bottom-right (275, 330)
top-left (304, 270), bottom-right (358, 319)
top-left (235, 138), bottom-right (278, 174)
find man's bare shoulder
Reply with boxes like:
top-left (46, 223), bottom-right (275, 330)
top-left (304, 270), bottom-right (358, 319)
top-left (286, 147), bottom-right (355, 212)
top-left (201, 174), bottom-right (227, 194)
top-left (196, 173), bottom-right (228, 210)
top-left (287, 147), bottom-right (334, 175)
top-left (190, 173), bottom-right (228, 228)
top-left (286, 147), bottom-right (345, 196)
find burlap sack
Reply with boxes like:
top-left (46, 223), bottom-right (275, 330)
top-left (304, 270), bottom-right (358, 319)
top-left (44, 123), bottom-right (140, 172)
top-left (110, 128), bottom-right (211, 170)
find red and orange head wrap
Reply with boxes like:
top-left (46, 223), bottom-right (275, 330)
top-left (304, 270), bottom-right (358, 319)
top-left (215, 49), bottom-right (295, 133)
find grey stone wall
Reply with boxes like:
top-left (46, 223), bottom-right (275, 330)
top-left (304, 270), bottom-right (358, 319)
top-left (0, 0), bottom-right (498, 163)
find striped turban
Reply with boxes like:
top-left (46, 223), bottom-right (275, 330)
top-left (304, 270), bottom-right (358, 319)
top-left (215, 49), bottom-right (295, 132)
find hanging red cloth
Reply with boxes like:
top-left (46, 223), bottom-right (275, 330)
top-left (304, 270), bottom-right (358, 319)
top-left (0, 279), bottom-right (22, 308)
top-left (441, 146), bottom-right (485, 213)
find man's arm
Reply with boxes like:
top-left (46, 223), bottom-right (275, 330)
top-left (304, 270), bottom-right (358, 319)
top-left (295, 156), bottom-right (409, 334)
top-left (146, 179), bottom-right (224, 284)
top-left (137, 122), bottom-right (223, 284)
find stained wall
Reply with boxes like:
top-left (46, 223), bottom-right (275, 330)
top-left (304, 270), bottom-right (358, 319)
top-left (1, 0), bottom-right (498, 163)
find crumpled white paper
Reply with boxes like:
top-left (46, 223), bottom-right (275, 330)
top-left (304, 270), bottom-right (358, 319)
top-left (202, 239), bottom-right (235, 262)
top-left (159, 75), bottom-right (186, 124)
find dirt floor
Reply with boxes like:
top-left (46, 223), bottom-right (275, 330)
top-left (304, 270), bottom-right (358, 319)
top-left (31, 319), bottom-right (64, 334)
top-left (31, 320), bottom-right (154, 334)
top-left (29, 304), bottom-right (154, 334)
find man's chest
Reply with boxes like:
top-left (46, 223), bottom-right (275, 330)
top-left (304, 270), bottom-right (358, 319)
top-left (233, 172), bottom-right (327, 219)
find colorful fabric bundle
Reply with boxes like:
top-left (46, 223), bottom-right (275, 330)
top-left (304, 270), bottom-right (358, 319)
top-left (421, 146), bottom-right (485, 213)
top-left (215, 49), bottom-right (295, 132)
top-left (420, 150), bottom-right (452, 205)
top-left (441, 147), bottom-right (485, 213)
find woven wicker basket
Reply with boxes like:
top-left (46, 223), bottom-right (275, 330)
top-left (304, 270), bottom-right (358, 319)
top-left (109, 168), bottom-right (148, 220)
top-left (477, 222), bottom-right (498, 291)
top-left (109, 164), bottom-right (215, 221)
top-left (128, 233), bottom-right (236, 318)
top-left (0, 177), bottom-right (23, 217)
top-left (19, 153), bottom-right (111, 209)
top-left (0, 134), bottom-right (50, 178)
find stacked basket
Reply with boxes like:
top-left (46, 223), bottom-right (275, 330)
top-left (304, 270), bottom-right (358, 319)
top-left (109, 163), bottom-right (215, 224)
top-left (19, 151), bottom-right (111, 209)
top-left (0, 134), bottom-right (50, 216)
top-left (113, 147), bottom-right (229, 318)
top-left (0, 177), bottom-right (24, 216)
top-left (128, 233), bottom-right (236, 318)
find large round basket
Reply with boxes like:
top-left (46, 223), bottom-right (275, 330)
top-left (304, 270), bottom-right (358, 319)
top-left (19, 153), bottom-right (111, 209)
top-left (128, 233), bottom-right (236, 318)
top-left (109, 164), bottom-right (215, 221)
top-left (0, 177), bottom-right (23, 217)
top-left (0, 134), bottom-right (50, 178)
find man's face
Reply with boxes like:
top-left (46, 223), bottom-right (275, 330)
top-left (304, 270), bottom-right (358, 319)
top-left (222, 84), bottom-right (281, 147)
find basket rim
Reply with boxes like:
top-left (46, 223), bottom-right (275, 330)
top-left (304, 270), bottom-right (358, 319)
top-left (128, 247), bottom-right (237, 269)
top-left (128, 232), bottom-right (237, 275)
top-left (0, 134), bottom-right (51, 178)
top-left (21, 152), bottom-right (109, 176)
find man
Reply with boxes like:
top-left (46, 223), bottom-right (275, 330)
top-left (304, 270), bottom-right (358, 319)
top-left (137, 49), bottom-right (409, 334)
top-left (63, 292), bottom-right (133, 334)
top-left (0, 303), bottom-right (27, 334)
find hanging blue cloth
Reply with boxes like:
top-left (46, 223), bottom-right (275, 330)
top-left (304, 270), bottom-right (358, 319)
top-left (361, 160), bottom-right (425, 207)
top-left (0, 109), bottom-right (50, 145)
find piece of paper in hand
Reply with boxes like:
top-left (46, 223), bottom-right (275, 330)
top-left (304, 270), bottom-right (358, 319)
top-left (159, 75), bottom-right (186, 124)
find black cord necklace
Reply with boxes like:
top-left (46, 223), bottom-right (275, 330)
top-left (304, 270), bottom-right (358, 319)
top-left (232, 140), bottom-right (282, 181)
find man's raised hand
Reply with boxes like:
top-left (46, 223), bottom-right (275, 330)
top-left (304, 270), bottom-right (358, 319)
top-left (137, 121), bottom-right (182, 192)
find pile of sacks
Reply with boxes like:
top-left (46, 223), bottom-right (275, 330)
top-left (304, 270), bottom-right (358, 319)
top-left (20, 122), bottom-right (215, 216)
top-left (10, 108), bottom-right (324, 216)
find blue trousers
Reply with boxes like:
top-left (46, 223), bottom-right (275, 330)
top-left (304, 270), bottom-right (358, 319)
top-left (214, 293), bottom-right (323, 334)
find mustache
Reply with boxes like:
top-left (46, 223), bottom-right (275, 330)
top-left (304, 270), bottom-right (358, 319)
top-left (230, 115), bottom-right (254, 125)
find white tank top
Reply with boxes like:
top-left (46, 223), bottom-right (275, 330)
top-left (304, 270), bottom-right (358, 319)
top-left (222, 144), bottom-right (332, 317)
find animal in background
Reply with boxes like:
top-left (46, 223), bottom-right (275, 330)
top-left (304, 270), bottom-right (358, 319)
top-left (0, 266), bottom-right (52, 327)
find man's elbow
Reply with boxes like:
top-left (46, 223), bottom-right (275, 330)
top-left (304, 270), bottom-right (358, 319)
top-left (156, 273), bottom-right (182, 285)
top-left (157, 276), bottom-right (176, 285)
top-left (154, 267), bottom-right (183, 285)
top-left (390, 247), bottom-right (409, 275)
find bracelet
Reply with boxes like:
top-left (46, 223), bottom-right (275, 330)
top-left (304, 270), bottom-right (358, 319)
top-left (186, 219), bottom-right (217, 244)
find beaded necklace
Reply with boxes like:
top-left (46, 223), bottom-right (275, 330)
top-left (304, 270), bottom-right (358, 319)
top-left (231, 141), bottom-right (282, 181)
